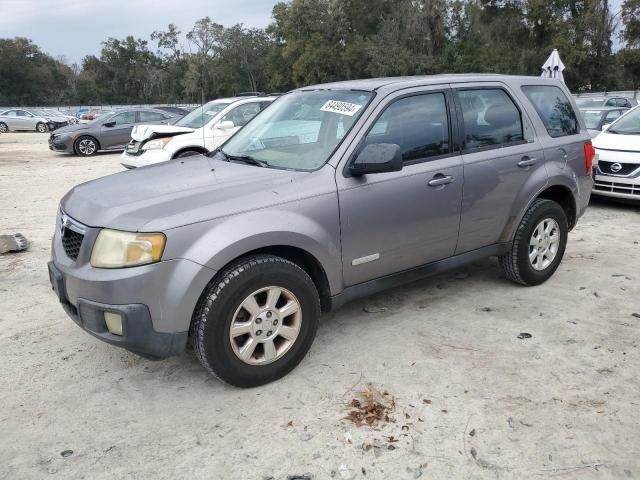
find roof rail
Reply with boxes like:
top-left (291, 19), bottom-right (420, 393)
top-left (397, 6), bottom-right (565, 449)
top-left (236, 91), bottom-right (265, 97)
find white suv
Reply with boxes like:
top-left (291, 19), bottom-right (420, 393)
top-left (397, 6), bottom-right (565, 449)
top-left (120, 96), bottom-right (275, 168)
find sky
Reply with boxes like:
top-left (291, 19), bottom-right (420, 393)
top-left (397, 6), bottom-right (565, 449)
top-left (0, 0), bottom-right (281, 64)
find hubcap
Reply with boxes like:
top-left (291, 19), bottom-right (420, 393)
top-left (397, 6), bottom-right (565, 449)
top-left (529, 218), bottom-right (560, 271)
top-left (37, 124), bottom-right (46, 132)
top-left (78, 139), bottom-right (96, 155)
top-left (229, 286), bottom-right (302, 365)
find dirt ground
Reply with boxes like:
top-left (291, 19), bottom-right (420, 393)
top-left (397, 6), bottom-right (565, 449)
top-left (1, 132), bottom-right (639, 480)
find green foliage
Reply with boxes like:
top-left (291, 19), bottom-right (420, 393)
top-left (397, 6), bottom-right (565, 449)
top-left (0, 0), bottom-right (638, 106)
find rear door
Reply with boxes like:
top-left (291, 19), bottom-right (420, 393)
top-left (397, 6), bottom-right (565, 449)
top-left (337, 86), bottom-right (464, 286)
top-left (1, 110), bottom-right (21, 130)
top-left (100, 111), bottom-right (136, 149)
top-left (452, 83), bottom-right (546, 254)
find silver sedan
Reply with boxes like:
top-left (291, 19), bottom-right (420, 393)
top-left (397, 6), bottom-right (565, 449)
top-left (0, 109), bottom-right (50, 133)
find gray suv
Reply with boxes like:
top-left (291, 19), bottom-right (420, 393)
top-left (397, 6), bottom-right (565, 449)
top-left (48, 75), bottom-right (594, 387)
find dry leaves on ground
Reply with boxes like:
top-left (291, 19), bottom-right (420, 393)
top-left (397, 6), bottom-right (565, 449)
top-left (343, 384), bottom-right (396, 427)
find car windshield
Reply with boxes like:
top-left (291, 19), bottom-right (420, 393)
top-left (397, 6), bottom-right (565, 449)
top-left (607, 107), bottom-right (640, 134)
top-left (175, 102), bottom-right (231, 129)
top-left (221, 90), bottom-right (373, 171)
top-left (88, 111), bottom-right (115, 124)
top-left (576, 98), bottom-right (604, 108)
top-left (580, 110), bottom-right (604, 129)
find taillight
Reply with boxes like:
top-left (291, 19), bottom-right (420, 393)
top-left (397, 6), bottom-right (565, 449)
top-left (584, 140), bottom-right (595, 176)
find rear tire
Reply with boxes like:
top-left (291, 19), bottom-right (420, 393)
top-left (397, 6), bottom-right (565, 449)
top-left (0, 122), bottom-right (7, 133)
top-left (499, 199), bottom-right (568, 286)
top-left (36, 122), bottom-right (48, 133)
top-left (190, 255), bottom-right (320, 387)
top-left (74, 136), bottom-right (98, 156)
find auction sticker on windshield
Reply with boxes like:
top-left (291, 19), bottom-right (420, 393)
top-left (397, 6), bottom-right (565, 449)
top-left (320, 100), bottom-right (363, 116)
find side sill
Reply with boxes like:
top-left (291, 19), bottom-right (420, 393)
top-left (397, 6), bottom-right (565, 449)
top-left (329, 242), bottom-right (510, 311)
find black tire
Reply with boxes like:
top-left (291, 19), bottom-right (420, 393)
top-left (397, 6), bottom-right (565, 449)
top-left (191, 255), bottom-right (320, 387)
top-left (0, 122), bottom-right (7, 133)
top-left (74, 136), bottom-right (99, 156)
top-left (175, 150), bottom-right (202, 158)
top-left (499, 198), bottom-right (568, 286)
top-left (36, 122), bottom-right (48, 133)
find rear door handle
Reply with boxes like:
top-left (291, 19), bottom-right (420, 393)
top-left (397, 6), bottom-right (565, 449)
top-left (428, 174), bottom-right (454, 187)
top-left (518, 157), bottom-right (537, 168)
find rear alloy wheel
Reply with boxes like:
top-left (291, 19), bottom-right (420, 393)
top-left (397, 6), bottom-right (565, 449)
top-left (75, 136), bottom-right (98, 156)
top-left (191, 255), bottom-right (320, 387)
top-left (499, 198), bottom-right (568, 286)
top-left (36, 122), bottom-right (48, 133)
top-left (0, 122), bottom-right (8, 133)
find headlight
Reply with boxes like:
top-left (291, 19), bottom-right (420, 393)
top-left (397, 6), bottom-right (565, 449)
top-left (90, 229), bottom-right (166, 268)
top-left (141, 137), bottom-right (172, 150)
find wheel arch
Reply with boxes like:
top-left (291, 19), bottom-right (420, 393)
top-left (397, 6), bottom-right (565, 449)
top-left (171, 146), bottom-right (208, 159)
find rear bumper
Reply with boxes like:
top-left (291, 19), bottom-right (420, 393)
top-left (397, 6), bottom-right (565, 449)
top-left (48, 261), bottom-right (187, 358)
top-left (120, 149), bottom-right (172, 168)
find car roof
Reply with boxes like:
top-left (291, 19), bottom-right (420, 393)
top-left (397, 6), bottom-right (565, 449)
top-left (203, 95), bottom-right (277, 106)
top-left (297, 74), bottom-right (565, 93)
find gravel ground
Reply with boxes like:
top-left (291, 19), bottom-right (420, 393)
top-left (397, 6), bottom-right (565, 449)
top-left (1, 132), bottom-right (639, 479)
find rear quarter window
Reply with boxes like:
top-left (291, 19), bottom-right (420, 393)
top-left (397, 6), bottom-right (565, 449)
top-left (522, 85), bottom-right (580, 137)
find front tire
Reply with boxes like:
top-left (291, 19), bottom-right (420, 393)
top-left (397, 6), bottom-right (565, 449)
top-left (36, 122), bottom-right (48, 133)
top-left (191, 255), bottom-right (320, 387)
top-left (74, 136), bottom-right (98, 156)
top-left (499, 199), bottom-right (568, 286)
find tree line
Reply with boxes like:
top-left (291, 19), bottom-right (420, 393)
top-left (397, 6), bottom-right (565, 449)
top-left (2, 0), bottom-right (640, 107)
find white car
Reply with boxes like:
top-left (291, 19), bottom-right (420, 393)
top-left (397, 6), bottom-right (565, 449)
top-left (592, 105), bottom-right (640, 201)
top-left (120, 96), bottom-right (275, 168)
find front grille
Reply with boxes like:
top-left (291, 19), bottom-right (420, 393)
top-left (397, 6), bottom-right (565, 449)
top-left (597, 161), bottom-right (639, 176)
top-left (594, 180), bottom-right (640, 197)
top-left (61, 228), bottom-right (84, 260)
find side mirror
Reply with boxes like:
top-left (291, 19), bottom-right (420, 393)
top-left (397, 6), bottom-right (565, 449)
top-left (601, 123), bottom-right (611, 131)
top-left (216, 120), bottom-right (235, 130)
top-left (103, 121), bottom-right (116, 128)
top-left (349, 143), bottom-right (403, 176)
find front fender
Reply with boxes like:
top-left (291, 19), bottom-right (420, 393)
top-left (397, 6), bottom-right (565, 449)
top-left (163, 196), bottom-right (343, 294)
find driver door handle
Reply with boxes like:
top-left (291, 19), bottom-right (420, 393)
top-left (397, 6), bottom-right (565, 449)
top-left (428, 174), bottom-right (454, 187)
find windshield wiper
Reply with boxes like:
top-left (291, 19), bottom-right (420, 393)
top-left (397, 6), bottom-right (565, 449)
top-left (227, 154), bottom-right (269, 168)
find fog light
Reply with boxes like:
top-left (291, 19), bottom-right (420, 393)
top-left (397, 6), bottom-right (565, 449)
top-left (104, 312), bottom-right (123, 336)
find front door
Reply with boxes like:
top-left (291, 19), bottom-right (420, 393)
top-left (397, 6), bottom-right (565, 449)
top-left (337, 88), bottom-right (464, 286)
top-left (100, 111), bottom-right (137, 149)
top-left (211, 101), bottom-right (262, 149)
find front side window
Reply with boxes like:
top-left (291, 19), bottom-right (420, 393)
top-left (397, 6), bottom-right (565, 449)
top-left (17, 110), bottom-right (32, 117)
top-left (522, 85), bottom-right (579, 137)
top-left (220, 102), bottom-right (261, 127)
top-left (458, 89), bottom-right (524, 149)
top-left (110, 112), bottom-right (136, 125)
top-left (221, 90), bottom-right (372, 171)
top-left (604, 110), bottom-right (622, 124)
top-left (363, 93), bottom-right (450, 162)
top-left (176, 102), bottom-right (230, 129)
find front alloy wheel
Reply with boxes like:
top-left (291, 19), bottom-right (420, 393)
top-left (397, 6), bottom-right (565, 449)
top-left (75, 136), bottom-right (98, 156)
top-left (230, 287), bottom-right (302, 365)
top-left (191, 255), bottom-right (320, 387)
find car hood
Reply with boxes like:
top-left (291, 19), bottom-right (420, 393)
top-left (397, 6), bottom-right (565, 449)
top-left (593, 131), bottom-right (640, 152)
top-left (61, 155), bottom-right (319, 232)
top-left (131, 124), bottom-right (194, 142)
top-left (52, 123), bottom-right (91, 135)
top-left (46, 116), bottom-right (69, 122)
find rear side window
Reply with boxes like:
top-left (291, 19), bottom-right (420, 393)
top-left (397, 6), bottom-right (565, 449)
top-left (458, 89), bottom-right (524, 149)
top-left (364, 93), bottom-right (450, 162)
top-left (522, 85), bottom-right (579, 137)
top-left (139, 111), bottom-right (167, 122)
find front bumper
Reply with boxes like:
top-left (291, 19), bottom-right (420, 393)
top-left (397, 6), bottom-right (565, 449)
top-left (120, 148), bottom-right (172, 168)
top-left (48, 261), bottom-right (186, 358)
top-left (49, 214), bottom-right (216, 357)
top-left (593, 168), bottom-right (640, 201)
top-left (49, 134), bottom-right (74, 153)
